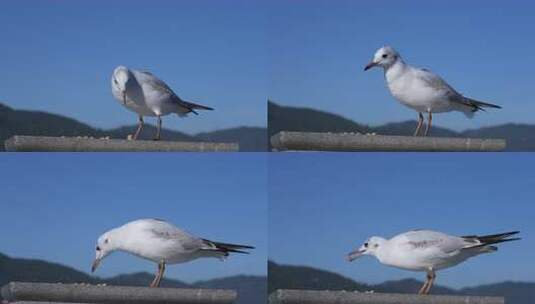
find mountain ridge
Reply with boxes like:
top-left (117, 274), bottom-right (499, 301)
top-left (0, 102), bottom-right (267, 151)
top-left (268, 101), bottom-right (535, 151)
top-left (0, 252), bottom-right (266, 304)
top-left (268, 261), bottom-right (535, 304)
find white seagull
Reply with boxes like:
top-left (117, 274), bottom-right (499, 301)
top-left (111, 66), bottom-right (214, 140)
top-left (347, 230), bottom-right (519, 295)
top-left (364, 46), bottom-right (501, 136)
top-left (91, 218), bottom-right (253, 287)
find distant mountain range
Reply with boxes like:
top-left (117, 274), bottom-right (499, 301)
top-left (0, 252), bottom-right (266, 304)
top-left (268, 261), bottom-right (535, 304)
top-left (0, 103), bottom-right (267, 151)
top-left (268, 101), bottom-right (535, 151)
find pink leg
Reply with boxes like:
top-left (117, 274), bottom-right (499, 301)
top-left (413, 113), bottom-right (424, 136)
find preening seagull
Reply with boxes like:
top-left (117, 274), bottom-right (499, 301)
top-left (111, 66), bottom-right (214, 140)
top-left (91, 218), bottom-right (254, 287)
top-left (347, 230), bottom-right (520, 295)
top-left (364, 46), bottom-right (501, 136)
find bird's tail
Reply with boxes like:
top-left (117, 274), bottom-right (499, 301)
top-left (201, 239), bottom-right (254, 256)
top-left (179, 100), bottom-right (214, 115)
top-left (462, 231), bottom-right (521, 248)
top-left (463, 97), bottom-right (502, 116)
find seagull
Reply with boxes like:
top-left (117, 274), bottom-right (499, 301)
top-left (91, 218), bottom-right (254, 287)
top-left (347, 230), bottom-right (520, 295)
top-left (111, 66), bottom-right (214, 140)
top-left (364, 46), bottom-right (501, 136)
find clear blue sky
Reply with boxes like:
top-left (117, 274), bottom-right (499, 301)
top-left (0, 153), bottom-right (267, 282)
top-left (268, 0), bottom-right (535, 131)
top-left (0, 1), bottom-right (267, 134)
top-left (269, 153), bottom-right (535, 288)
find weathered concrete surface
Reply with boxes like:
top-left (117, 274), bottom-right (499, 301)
top-left (4, 136), bottom-right (239, 152)
top-left (269, 289), bottom-right (504, 304)
top-left (1, 282), bottom-right (237, 304)
top-left (6, 302), bottom-right (86, 304)
top-left (270, 132), bottom-right (506, 152)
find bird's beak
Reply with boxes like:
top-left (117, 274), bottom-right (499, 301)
top-left (91, 258), bottom-right (101, 273)
top-left (364, 61), bottom-right (377, 71)
top-left (346, 248), bottom-right (364, 262)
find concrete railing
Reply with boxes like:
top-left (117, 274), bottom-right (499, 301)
top-left (270, 132), bottom-right (506, 152)
top-left (4, 136), bottom-right (239, 152)
top-left (1, 282), bottom-right (237, 304)
top-left (269, 289), bottom-right (504, 304)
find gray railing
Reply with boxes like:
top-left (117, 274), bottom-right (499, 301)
top-left (1, 282), bottom-right (237, 304)
top-left (270, 131), bottom-right (506, 152)
top-left (269, 289), bottom-right (504, 304)
top-left (4, 136), bottom-right (239, 152)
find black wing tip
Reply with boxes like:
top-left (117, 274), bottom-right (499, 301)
top-left (202, 239), bottom-right (255, 250)
top-left (492, 237), bottom-right (521, 245)
top-left (462, 231), bottom-right (520, 240)
top-left (231, 244), bottom-right (255, 249)
top-left (227, 248), bottom-right (252, 254)
top-left (495, 231), bottom-right (520, 237)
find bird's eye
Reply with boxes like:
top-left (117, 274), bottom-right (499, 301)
top-left (374, 244), bottom-right (379, 248)
top-left (96, 246), bottom-right (101, 251)
top-left (364, 242), bottom-right (368, 248)
top-left (382, 54), bottom-right (388, 59)
top-left (113, 78), bottom-right (118, 85)
top-left (104, 239), bottom-right (109, 244)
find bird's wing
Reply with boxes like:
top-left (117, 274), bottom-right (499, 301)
top-left (402, 230), bottom-right (465, 254)
top-left (415, 68), bottom-right (477, 108)
top-left (136, 71), bottom-right (202, 113)
top-left (415, 68), bottom-right (460, 96)
top-left (137, 71), bottom-right (178, 97)
top-left (144, 219), bottom-right (204, 251)
top-left (460, 231), bottom-right (520, 249)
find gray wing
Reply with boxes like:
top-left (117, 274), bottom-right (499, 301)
top-left (141, 72), bottom-right (176, 95)
top-left (416, 68), bottom-right (474, 107)
top-left (132, 70), bottom-right (187, 104)
top-left (403, 230), bottom-right (466, 254)
top-left (145, 219), bottom-right (204, 251)
top-left (133, 70), bottom-right (210, 114)
top-left (417, 68), bottom-right (460, 95)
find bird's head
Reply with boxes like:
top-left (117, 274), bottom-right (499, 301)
top-left (347, 236), bottom-right (385, 261)
top-left (91, 231), bottom-right (115, 273)
top-left (364, 46), bottom-right (400, 71)
top-left (112, 65), bottom-right (130, 93)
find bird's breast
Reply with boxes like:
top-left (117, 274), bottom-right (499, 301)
top-left (387, 77), bottom-right (454, 113)
top-left (112, 84), bottom-right (155, 116)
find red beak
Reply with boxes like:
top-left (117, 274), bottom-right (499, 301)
top-left (364, 62), bottom-right (377, 71)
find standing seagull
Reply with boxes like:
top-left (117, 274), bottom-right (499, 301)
top-left (111, 66), bottom-right (214, 140)
top-left (91, 218), bottom-right (254, 287)
top-left (347, 230), bottom-right (519, 295)
top-left (364, 46), bottom-right (501, 136)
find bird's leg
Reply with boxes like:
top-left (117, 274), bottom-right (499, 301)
top-left (413, 113), bottom-right (424, 136)
top-left (132, 115), bottom-right (144, 140)
top-left (423, 269), bottom-right (436, 294)
top-left (418, 275), bottom-right (430, 295)
top-left (149, 262), bottom-right (161, 287)
top-left (155, 261), bottom-right (165, 287)
top-left (154, 115), bottom-right (162, 141)
top-left (150, 261), bottom-right (165, 287)
top-left (424, 112), bottom-right (432, 137)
